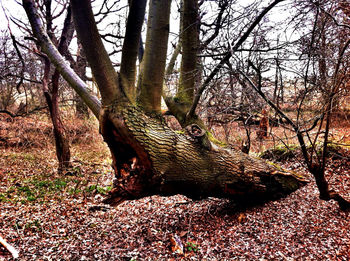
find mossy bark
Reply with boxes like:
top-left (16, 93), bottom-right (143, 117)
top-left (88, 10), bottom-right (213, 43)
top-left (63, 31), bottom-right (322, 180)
top-left (101, 104), bottom-right (307, 205)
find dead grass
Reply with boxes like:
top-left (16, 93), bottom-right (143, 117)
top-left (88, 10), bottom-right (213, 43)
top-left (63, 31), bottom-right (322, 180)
top-left (0, 112), bottom-right (101, 149)
top-left (210, 120), bottom-right (350, 155)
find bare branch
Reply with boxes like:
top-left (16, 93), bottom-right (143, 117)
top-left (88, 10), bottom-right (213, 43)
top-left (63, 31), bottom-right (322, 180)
top-left (71, 0), bottom-right (124, 106)
top-left (187, 0), bottom-right (286, 119)
top-left (22, 0), bottom-right (101, 118)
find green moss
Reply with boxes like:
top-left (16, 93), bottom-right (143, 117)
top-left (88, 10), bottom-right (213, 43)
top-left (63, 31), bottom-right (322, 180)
top-left (207, 131), bottom-right (227, 147)
top-left (316, 143), bottom-right (348, 159)
top-left (266, 161), bottom-right (285, 172)
top-left (260, 145), bottom-right (298, 161)
top-left (267, 161), bottom-right (307, 181)
top-left (175, 130), bottom-right (185, 135)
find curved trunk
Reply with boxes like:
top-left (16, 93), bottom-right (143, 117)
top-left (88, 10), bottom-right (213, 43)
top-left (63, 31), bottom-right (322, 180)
top-left (101, 104), bottom-right (307, 205)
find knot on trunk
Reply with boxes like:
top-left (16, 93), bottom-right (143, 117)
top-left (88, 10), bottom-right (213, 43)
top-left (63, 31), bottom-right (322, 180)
top-left (185, 124), bottom-right (211, 150)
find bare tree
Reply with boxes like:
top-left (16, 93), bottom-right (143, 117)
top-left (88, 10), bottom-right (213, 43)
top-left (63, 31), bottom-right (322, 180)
top-left (22, 0), bottom-right (307, 205)
top-left (235, 0), bottom-right (350, 210)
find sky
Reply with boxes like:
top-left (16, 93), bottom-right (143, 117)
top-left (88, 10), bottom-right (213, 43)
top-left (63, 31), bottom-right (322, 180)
top-left (0, 0), bottom-right (298, 78)
top-left (0, 0), bottom-right (26, 32)
top-left (1, 0), bottom-right (282, 36)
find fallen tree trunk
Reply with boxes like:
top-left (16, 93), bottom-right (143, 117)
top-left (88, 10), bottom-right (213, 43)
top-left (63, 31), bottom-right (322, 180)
top-left (101, 104), bottom-right (308, 205)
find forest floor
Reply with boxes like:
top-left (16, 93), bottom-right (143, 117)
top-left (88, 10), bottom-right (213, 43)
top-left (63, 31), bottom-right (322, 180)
top-left (0, 113), bottom-right (350, 260)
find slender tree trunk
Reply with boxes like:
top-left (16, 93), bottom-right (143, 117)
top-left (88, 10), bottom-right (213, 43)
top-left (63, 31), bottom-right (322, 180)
top-left (164, 0), bottom-right (205, 127)
top-left (177, 0), bottom-right (198, 104)
top-left (75, 42), bottom-right (89, 118)
top-left (42, 58), bottom-right (71, 171)
top-left (138, 0), bottom-right (171, 112)
top-left (120, 0), bottom-right (147, 100)
top-left (51, 70), bottom-right (71, 171)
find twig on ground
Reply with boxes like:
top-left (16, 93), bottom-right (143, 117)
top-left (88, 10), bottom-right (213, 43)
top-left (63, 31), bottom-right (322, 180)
top-left (0, 234), bottom-right (19, 259)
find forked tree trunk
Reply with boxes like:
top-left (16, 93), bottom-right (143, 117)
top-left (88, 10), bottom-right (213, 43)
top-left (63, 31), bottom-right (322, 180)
top-left (23, 0), bottom-right (307, 207)
top-left (41, 2), bottom-right (73, 171)
top-left (101, 104), bottom-right (307, 205)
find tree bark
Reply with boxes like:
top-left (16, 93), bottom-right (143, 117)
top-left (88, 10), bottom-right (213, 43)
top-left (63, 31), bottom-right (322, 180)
top-left (75, 42), bottom-right (89, 118)
top-left (138, 0), bottom-right (172, 112)
top-left (101, 104), bottom-right (307, 205)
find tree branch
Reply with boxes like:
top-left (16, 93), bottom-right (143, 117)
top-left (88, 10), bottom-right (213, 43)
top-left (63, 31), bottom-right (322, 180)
top-left (120, 0), bottom-right (147, 100)
top-left (70, 0), bottom-right (123, 106)
top-left (187, 0), bottom-right (286, 119)
top-left (22, 0), bottom-right (101, 118)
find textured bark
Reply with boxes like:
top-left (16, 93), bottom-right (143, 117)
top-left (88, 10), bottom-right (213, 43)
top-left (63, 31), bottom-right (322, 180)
top-left (101, 105), bottom-right (307, 205)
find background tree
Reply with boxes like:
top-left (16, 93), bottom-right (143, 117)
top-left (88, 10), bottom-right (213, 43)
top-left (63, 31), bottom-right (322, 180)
top-left (0, 29), bottom-right (43, 115)
top-left (227, 0), bottom-right (350, 210)
top-left (3, 0), bottom-right (101, 170)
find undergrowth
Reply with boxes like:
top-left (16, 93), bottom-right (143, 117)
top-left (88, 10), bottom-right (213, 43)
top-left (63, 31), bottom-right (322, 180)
top-left (0, 112), bottom-right (113, 205)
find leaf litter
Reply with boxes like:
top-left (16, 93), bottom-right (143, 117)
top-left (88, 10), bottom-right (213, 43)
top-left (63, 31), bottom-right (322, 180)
top-left (0, 115), bottom-right (349, 260)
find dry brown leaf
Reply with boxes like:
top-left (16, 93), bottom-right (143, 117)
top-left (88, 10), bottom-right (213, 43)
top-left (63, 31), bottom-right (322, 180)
top-left (170, 234), bottom-right (184, 255)
top-left (237, 213), bottom-right (246, 223)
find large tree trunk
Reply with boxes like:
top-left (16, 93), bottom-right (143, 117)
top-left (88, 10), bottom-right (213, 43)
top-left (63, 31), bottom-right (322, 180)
top-left (101, 104), bottom-right (307, 205)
